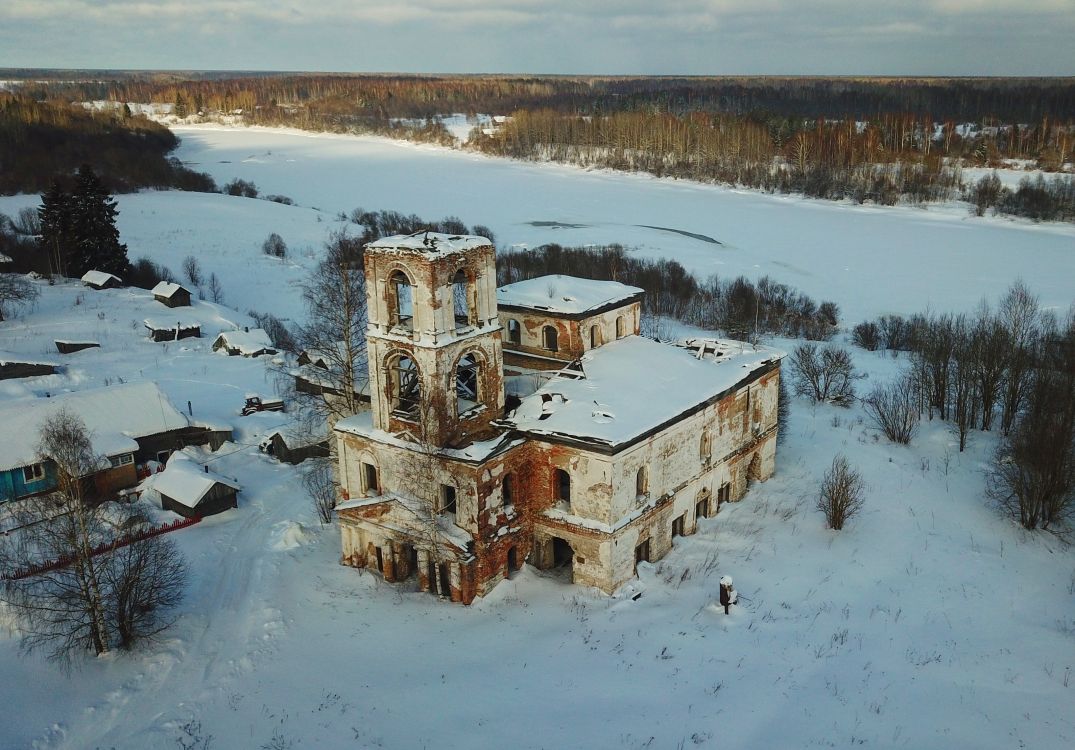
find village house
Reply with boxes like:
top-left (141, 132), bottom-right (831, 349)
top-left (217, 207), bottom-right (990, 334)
top-left (213, 328), bottom-right (277, 357)
top-left (0, 350), bottom-right (60, 380)
top-left (333, 232), bottom-right (783, 604)
top-left (152, 281), bottom-right (192, 308)
top-left (144, 317), bottom-right (201, 342)
top-left (81, 270), bottom-right (123, 290)
top-left (0, 382), bottom-right (232, 504)
top-left (152, 453), bottom-right (240, 518)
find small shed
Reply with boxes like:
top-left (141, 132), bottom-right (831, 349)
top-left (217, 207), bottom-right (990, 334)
top-left (213, 328), bottom-right (277, 357)
top-left (153, 458), bottom-right (239, 518)
top-left (145, 317), bottom-right (201, 342)
top-left (152, 281), bottom-right (192, 308)
top-left (81, 270), bottom-right (123, 290)
top-left (259, 428), bottom-right (329, 465)
top-left (0, 350), bottom-right (59, 380)
top-left (55, 340), bottom-right (100, 354)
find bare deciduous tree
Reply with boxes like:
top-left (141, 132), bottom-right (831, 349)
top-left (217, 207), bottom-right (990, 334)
top-left (207, 272), bottom-right (225, 304)
top-left (789, 343), bottom-right (860, 406)
top-left (262, 232), bottom-right (287, 258)
top-left (0, 273), bottom-right (39, 322)
top-left (817, 454), bottom-right (866, 531)
top-left (0, 411), bottom-right (186, 666)
top-left (294, 231), bottom-right (369, 425)
top-left (862, 370), bottom-right (921, 445)
top-left (181, 255), bottom-right (203, 287)
top-left (302, 457), bottom-right (337, 525)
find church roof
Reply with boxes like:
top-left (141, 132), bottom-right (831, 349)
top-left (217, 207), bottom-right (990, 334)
top-left (366, 231), bottom-right (492, 257)
top-left (500, 336), bottom-right (782, 452)
top-left (497, 275), bottom-right (644, 316)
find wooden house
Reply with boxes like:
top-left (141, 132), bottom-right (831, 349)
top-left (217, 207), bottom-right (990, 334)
top-left (55, 340), bottom-right (100, 354)
top-left (152, 281), bottom-right (192, 308)
top-left (213, 328), bottom-right (277, 357)
top-left (145, 317), bottom-right (201, 342)
top-left (0, 351), bottom-right (59, 380)
top-left (260, 428), bottom-right (330, 465)
top-left (81, 270), bottom-right (123, 290)
top-left (153, 457), bottom-right (239, 518)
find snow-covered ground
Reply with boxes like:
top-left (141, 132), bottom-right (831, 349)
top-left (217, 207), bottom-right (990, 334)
top-left (0, 127), bottom-right (1073, 749)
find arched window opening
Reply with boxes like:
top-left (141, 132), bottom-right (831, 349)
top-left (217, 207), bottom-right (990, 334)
top-left (502, 474), bottom-right (514, 508)
top-left (543, 325), bottom-right (559, 352)
top-left (455, 353), bottom-right (480, 415)
top-left (589, 324), bottom-right (601, 349)
top-left (636, 466), bottom-right (649, 497)
top-left (388, 354), bottom-right (420, 418)
top-left (507, 318), bottom-right (521, 345)
top-left (388, 271), bottom-right (414, 331)
top-left (615, 316), bottom-right (625, 339)
top-left (554, 468), bottom-right (571, 504)
top-left (452, 269), bottom-right (474, 328)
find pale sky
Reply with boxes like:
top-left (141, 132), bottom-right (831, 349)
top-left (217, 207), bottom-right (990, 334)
top-left (2, 0), bottom-right (1074, 75)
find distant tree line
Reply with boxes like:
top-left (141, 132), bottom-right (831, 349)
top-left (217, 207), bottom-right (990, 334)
top-left (0, 94), bottom-right (216, 195)
top-left (496, 243), bottom-right (839, 340)
top-left (474, 110), bottom-right (1075, 220)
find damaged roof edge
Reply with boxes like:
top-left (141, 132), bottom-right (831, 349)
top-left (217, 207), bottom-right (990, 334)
top-left (499, 357), bottom-right (782, 456)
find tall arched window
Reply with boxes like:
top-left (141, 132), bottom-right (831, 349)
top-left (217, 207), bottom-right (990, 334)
top-left (554, 468), bottom-right (571, 503)
top-left (615, 316), bottom-right (625, 339)
top-left (543, 325), bottom-right (559, 352)
top-left (387, 354), bottom-right (420, 417)
top-left (502, 474), bottom-right (514, 508)
top-left (455, 353), bottom-right (480, 415)
top-left (452, 269), bottom-right (473, 328)
top-left (636, 466), bottom-right (649, 497)
top-left (589, 324), bottom-right (601, 349)
top-left (388, 271), bottom-right (414, 331)
top-left (507, 318), bottom-right (521, 345)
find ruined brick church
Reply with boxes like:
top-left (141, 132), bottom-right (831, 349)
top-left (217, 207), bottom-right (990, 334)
top-left (333, 232), bottom-right (782, 603)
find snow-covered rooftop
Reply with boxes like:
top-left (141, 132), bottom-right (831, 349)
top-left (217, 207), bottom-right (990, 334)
top-left (497, 275), bottom-right (643, 315)
top-left (366, 231), bottom-right (492, 257)
top-left (0, 381), bottom-right (189, 472)
top-left (0, 251), bottom-right (12, 263)
top-left (81, 270), bottom-right (121, 287)
top-left (0, 349), bottom-right (57, 367)
top-left (334, 410), bottom-right (519, 463)
top-left (214, 328), bottom-right (276, 354)
top-left (501, 336), bottom-right (782, 451)
top-left (149, 454), bottom-right (239, 508)
top-left (144, 316), bottom-right (200, 330)
top-left (151, 281), bottom-right (188, 298)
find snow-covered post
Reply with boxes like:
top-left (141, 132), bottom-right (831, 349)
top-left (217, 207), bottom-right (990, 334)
top-left (719, 575), bottom-right (738, 615)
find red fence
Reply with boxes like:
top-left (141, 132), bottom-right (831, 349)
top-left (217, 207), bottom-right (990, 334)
top-left (2, 515), bottom-right (202, 581)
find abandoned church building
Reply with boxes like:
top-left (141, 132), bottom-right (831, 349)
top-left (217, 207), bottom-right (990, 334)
top-left (334, 232), bottom-right (783, 604)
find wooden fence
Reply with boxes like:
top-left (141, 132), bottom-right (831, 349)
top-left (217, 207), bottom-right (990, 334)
top-left (2, 514), bottom-right (201, 581)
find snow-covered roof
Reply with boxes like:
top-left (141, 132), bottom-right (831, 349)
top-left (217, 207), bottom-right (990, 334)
top-left (334, 410), bottom-right (520, 463)
top-left (144, 317), bottom-right (200, 330)
top-left (335, 491), bottom-right (471, 552)
top-left (500, 336), bottom-right (783, 451)
top-left (151, 281), bottom-right (189, 298)
top-left (81, 270), bottom-right (121, 287)
top-left (497, 275), bottom-right (643, 316)
top-left (0, 251), bottom-right (12, 263)
top-left (0, 350), bottom-right (57, 367)
top-left (0, 381), bottom-right (189, 472)
top-left (150, 455), bottom-right (239, 508)
top-left (366, 231), bottom-right (492, 257)
top-left (213, 328), bottom-right (276, 354)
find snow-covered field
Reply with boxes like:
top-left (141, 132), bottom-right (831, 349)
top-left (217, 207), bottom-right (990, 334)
top-left (0, 128), bottom-right (1073, 749)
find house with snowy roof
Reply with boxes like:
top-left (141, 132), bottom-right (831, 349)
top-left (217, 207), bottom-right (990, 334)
top-left (0, 382), bottom-right (231, 504)
top-left (80, 270), bottom-right (123, 290)
top-left (213, 328), bottom-right (277, 357)
top-left (333, 232), bottom-right (783, 603)
top-left (152, 281), bottom-right (192, 308)
top-left (151, 454), bottom-right (239, 518)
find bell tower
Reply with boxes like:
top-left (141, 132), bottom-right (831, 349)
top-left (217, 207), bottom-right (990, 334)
top-left (364, 232), bottom-right (504, 448)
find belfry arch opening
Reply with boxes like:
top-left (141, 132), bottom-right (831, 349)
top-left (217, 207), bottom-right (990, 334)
top-left (388, 271), bottom-right (414, 331)
top-left (452, 269), bottom-right (476, 328)
top-left (455, 353), bottom-right (481, 415)
top-left (387, 353), bottom-right (421, 418)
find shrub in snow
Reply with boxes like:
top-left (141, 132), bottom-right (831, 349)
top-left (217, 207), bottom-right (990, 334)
top-left (262, 232), bottom-right (287, 258)
top-left (790, 343), bottom-right (861, 406)
top-left (817, 454), bottom-right (865, 531)
top-left (862, 371), bottom-right (920, 445)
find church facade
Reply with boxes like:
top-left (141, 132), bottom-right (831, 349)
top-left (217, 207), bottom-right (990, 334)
top-left (334, 232), bottom-right (782, 603)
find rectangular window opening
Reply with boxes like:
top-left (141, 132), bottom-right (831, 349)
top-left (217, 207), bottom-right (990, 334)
top-left (439, 484), bottom-right (457, 515)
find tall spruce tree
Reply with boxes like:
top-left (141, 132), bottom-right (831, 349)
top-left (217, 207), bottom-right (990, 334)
top-left (69, 165), bottom-right (129, 278)
top-left (37, 179), bottom-right (75, 278)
